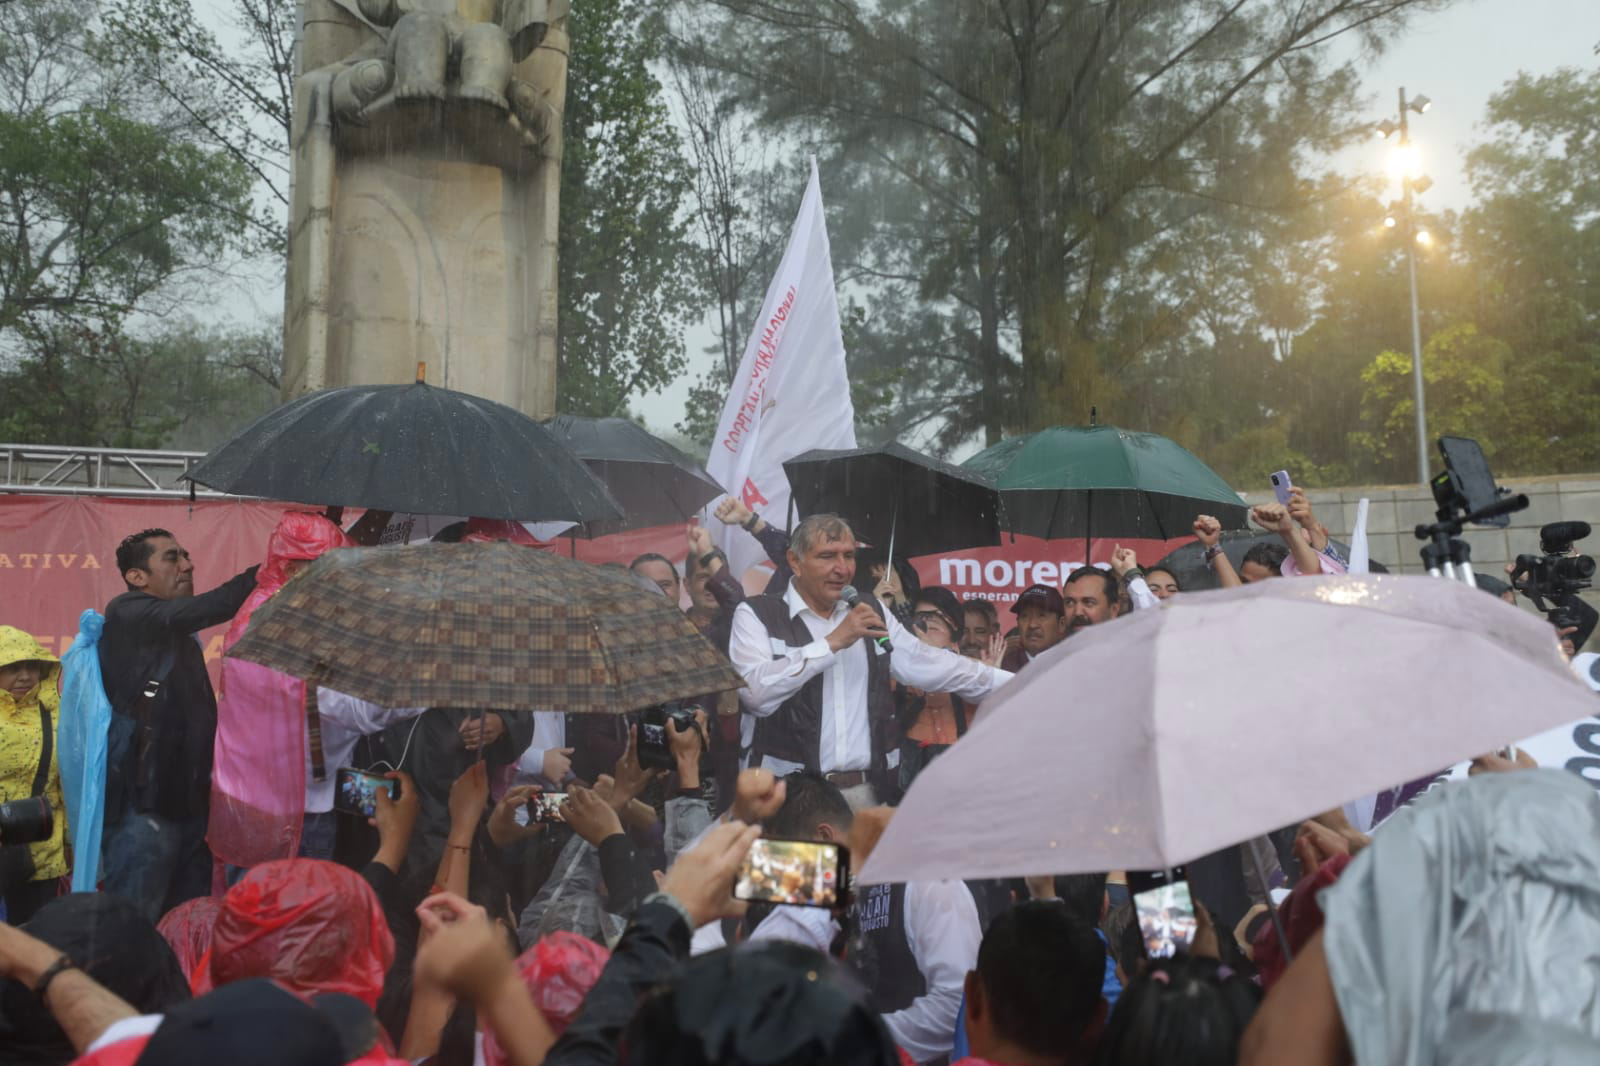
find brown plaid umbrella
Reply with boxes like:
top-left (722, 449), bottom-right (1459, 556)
top-left (227, 541), bottom-right (744, 714)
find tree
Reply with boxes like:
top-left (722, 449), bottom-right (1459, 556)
top-left (99, 0), bottom-right (295, 251)
top-left (0, 0), bottom-right (259, 445)
top-left (673, 0), bottom-right (1454, 452)
top-left (555, 0), bottom-right (699, 418)
top-left (1352, 323), bottom-right (1509, 480)
top-left (1458, 67), bottom-right (1600, 474)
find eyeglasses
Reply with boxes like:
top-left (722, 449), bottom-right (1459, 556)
top-left (911, 611), bottom-right (956, 636)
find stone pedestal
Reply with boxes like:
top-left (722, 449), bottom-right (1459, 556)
top-left (283, 0), bottom-right (566, 417)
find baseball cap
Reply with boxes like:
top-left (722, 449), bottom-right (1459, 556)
top-left (1010, 583), bottom-right (1064, 616)
top-left (134, 979), bottom-right (369, 1066)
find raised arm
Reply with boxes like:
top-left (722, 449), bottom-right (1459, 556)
top-left (1253, 504), bottom-right (1324, 578)
top-left (123, 565), bottom-right (259, 635)
top-left (1194, 515), bottom-right (1241, 589)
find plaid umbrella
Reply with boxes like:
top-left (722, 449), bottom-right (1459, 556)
top-left (227, 542), bottom-right (743, 714)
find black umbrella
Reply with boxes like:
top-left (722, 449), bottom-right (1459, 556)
top-left (185, 382), bottom-right (623, 523)
top-left (544, 415), bottom-right (725, 534)
top-left (1154, 530), bottom-right (1389, 592)
top-left (783, 441), bottom-right (1003, 561)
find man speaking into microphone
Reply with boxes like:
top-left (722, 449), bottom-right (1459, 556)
top-left (729, 513), bottom-right (1014, 808)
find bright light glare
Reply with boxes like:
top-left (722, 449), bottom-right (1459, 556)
top-left (1416, 229), bottom-right (1432, 245)
top-left (1387, 144), bottom-right (1421, 182)
top-left (1384, 216), bottom-right (1398, 229)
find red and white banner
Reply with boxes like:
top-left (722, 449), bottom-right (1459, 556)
top-left (704, 159), bottom-right (856, 580)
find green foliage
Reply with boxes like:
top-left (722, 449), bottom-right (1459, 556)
top-left (556, 0), bottom-right (698, 417)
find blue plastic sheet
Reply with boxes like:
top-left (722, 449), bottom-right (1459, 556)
top-left (59, 610), bottom-right (111, 892)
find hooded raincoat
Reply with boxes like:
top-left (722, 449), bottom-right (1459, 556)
top-left (209, 514), bottom-right (351, 865)
top-left (0, 626), bottom-right (68, 883)
top-left (193, 858), bottom-right (396, 1007)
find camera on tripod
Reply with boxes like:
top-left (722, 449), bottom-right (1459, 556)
top-left (1510, 521), bottom-right (1597, 649)
top-left (1414, 436), bottom-right (1528, 586)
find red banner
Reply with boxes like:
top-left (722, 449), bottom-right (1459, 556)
top-left (1, 495), bottom-right (1194, 682)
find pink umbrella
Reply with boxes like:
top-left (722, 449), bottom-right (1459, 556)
top-left (858, 574), bottom-right (1593, 885)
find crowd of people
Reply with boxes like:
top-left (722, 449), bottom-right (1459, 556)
top-left (0, 480), bottom-right (1596, 1066)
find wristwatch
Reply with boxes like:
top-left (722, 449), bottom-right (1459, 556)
top-left (1203, 545), bottom-right (1224, 564)
top-left (1121, 565), bottom-right (1145, 583)
top-left (742, 512), bottom-right (761, 533)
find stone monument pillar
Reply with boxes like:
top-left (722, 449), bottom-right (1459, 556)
top-left (282, 0), bottom-right (568, 417)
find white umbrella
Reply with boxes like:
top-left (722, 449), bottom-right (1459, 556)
top-left (858, 574), bottom-right (1593, 885)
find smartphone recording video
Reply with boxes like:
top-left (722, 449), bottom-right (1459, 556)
top-left (1130, 875), bottom-right (1198, 959)
top-left (1270, 470), bottom-right (1294, 507)
top-left (734, 839), bottom-right (847, 908)
top-left (527, 791), bottom-right (567, 824)
top-left (334, 768), bottom-right (397, 819)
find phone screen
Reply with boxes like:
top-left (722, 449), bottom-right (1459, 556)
top-left (527, 792), bottom-right (567, 824)
top-left (334, 768), bottom-right (396, 819)
top-left (734, 839), bottom-right (847, 908)
top-left (1132, 879), bottom-right (1198, 959)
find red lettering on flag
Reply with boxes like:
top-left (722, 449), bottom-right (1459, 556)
top-left (741, 478), bottom-right (770, 510)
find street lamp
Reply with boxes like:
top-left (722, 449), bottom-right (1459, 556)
top-left (1380, 87), bottom-right (1434, 484)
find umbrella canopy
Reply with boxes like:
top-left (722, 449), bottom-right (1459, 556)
top-left (1154, 530), bottom-right (1390, 591)
top-left (961, 426), bottom-right (1248, 542)
top-left (783, 442), bottom-right (1003, 560)
top-left (186, 383), bottom-right (624, 523)
top-left (858, 574), bottom-right (1591, 884)
top-left (227, 542), bottom-right (743, 714)
top-left (544, 414), bottom-right (725, 534)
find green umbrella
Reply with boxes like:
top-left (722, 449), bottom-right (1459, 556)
top-left (961, 426), bottom-right (1248, 547)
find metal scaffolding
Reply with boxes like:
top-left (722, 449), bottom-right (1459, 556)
top-left (0, 443), bottom-right (238, 499)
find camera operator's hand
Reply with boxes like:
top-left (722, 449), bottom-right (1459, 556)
top-left (1557, 625), bottom-right (1578, 660)
top-left (660, 820), bottom-right (762, 929)
top-left (487, 785), bottom-right (547, 848)
top-left (1294, 819), bottom-right (1355, 882)
top-left (732, 767), bottom-right (786, 825)
top-left (1286, 488), bottom-right (1330, 552)
top-left (370, 770), bottom-right (420, 872)
top-left (1193, 514), bottom-right (1222, 548)
top-left (667, 707), bottom-right (708, 791)
top-left (611, 726), bottom-right (664, 810)
top-left (561, 782), bottom-right (624, 847)
top-left (827, 602), bottom-right (890, 653)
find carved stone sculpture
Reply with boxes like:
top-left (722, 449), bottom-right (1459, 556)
top-left (281, 0), bottom-right (569, 417)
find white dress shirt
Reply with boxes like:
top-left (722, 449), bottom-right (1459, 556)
top-left (886, 881), bottom-right (983, 1063)
top-left (513, 711), bottom-right (570, 783)
top-left (310, 689), bottom-right (427, 812)
top-left (1128, 574), bottom-right (1160, 611)
top-left (728, 581), bottom-right (1012, 773)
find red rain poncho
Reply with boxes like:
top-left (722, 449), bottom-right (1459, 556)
top-left (481, 933), bottom-right (609, 1066)
top-left (192, 859), bottom-right (395, 1007)
top-left (157, 896), bottom-right (222, 981)
top-left (210, 512), bottom-right (351, 865)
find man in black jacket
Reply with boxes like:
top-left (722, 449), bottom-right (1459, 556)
top-left (98, 528), bottom-right (258, 921)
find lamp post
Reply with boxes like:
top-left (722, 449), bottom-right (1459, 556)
top-left (1378, 88), bottom-right (1433, 484)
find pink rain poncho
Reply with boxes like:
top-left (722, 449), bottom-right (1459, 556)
top-left (208, 513), bottom-right (351, 866)
top-left (482, 933), bottom-right (610, 1066)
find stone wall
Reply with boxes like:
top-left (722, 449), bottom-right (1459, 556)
top-left (1238, 473), bottom-right (1600, 622)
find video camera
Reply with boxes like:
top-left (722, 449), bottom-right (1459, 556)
top-left (1510, 521), bottom-right (1598, 650)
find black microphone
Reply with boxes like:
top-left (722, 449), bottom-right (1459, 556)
top-left (839, 585), bottom-right (893, 653)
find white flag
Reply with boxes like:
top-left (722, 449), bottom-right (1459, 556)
top-left (704, 159), bottom-right (856, 581)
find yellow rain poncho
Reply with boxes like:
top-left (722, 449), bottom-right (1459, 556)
top-left (0, 626), bottom-right (68, 881)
